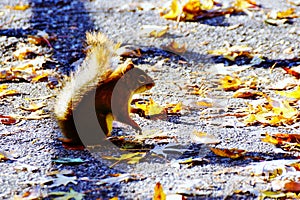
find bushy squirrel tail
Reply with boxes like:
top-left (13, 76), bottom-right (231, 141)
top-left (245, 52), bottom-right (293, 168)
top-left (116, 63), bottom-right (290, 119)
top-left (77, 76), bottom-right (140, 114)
top-left (54, 32), bottom-right (119, 122)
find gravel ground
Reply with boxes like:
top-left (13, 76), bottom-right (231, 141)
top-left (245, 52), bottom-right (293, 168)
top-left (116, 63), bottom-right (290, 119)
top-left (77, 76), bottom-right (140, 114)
top-left (0, 0), bottom-right (300, 199)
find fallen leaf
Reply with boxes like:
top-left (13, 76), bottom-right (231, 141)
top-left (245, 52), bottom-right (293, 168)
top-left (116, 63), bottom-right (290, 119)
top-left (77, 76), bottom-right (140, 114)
top-left (52, 157), bottom-right (85, 165)
top-left (153, 182), bottom-right (166, 200)
top-left (191, 131), bottom-right (220, 144)
top-left (233, 0), bottom-right (258, 11)
top-left (208, 45), bottom-right (255, 61)
top-left (49, 174), bottom-right (77, 188)
top-left (268, 8), bottom-right (298, 19)
top-left (259, 191), bottom-right (286, 200)
top-left (13, 46), bottom-right (38, 60)
top-left (102, 152), bottom-right (146, 167)
top-left (162, 40), bottom-right (187, 54)
top-left (6, 4), bottom-right (30, 11)
top-left (20, 102), bottom-right (46, 112)
top-left (210, 147), bottom-right (246, 159)
top-left (134, 98), bottom-right (165, 116)
top-left (150, 143), bottom-right (192, 158)
top-left (220, 75), bottom-right (242, 91)
top-left (284, 181), bottom-right (300, 193)
top-left (277, 86), bottom-right (300, 99)
top-left (96, 173), bottom-right (145, 185)
top-left (283, 66), bottom-right (300, 79)
top-left (0, 152), bottom-right (10, 161)
top-left (0, 114), bottom-right (17, 125)
top-left (141, 25), bottom-right (169, 38)
top-left (161, 0), bottom-right (182, 20)
top-left (48, 188), bottom-right (84, 200)
top-left (232, 89), bottom-right (263, 99)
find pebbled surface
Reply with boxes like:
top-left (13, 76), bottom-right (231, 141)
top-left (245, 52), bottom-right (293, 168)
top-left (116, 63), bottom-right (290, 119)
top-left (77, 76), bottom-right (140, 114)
top-left (0, 0), bottom-right (299, 199)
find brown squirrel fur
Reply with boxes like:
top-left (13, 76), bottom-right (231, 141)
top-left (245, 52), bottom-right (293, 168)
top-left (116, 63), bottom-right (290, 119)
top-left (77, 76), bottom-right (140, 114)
top-left (54, 32), bottom-right (154, 145)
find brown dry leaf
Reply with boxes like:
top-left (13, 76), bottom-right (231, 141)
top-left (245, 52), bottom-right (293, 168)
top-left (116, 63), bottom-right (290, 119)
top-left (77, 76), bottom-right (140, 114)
top-left (162, 40), bottom-right (187, 54)
top-left (210, 147), bottom-right (246, 159)
top-left (232, 89), bottom-right (263, 99)
top-left (0, 114), bottom-right (18, 125)
top-left (261, 132), bottom-right (300, 152)
top-left (283, 66), bottom-right (300, 79)
top-left (153, 182), bottom-right (166, 200)
top-left (208, 45), bottom-right (255, 61)
top-left (6, 4), bottom-right (30, 11)
top-left (233, 0), bottom-right (258, 11)
top-left (262, 133), bottom-right (300, 145)
top-left (20, 102), bottom-right (46, 112)
top-left (220, 75), bottom-right (242, 91)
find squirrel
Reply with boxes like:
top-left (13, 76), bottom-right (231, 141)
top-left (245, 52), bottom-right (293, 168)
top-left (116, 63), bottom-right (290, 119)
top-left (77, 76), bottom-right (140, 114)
top-left (54, 32), bottom-right (155, 145)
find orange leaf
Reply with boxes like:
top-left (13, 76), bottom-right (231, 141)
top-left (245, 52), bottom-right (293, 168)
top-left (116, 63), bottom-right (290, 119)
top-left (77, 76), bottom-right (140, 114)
top-left (283, 67), bottom-right (300, 79)
top-left (284, 181), bottom-right (300, 193)
top-left (153, 182), bottom-right (166, 200)
top-left (0, 115), bottom-right (17, 125)
top-left (210, 147), bottom-right (246, 159)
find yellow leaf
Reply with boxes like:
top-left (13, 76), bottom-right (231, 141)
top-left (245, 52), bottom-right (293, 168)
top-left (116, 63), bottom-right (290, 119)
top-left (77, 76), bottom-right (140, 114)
top-left (234, 0), bottom-right (257, 11)
top-left (261, 133), bottom-right (279, 145)
top-left (153, 182), bottom-right (166, 200)
top-left (276, 86), bottom-right (300, 99)
top-left (200, 0), bottom-right (214, 10)
top-left (208, 45), bottom-right (253, 61)
top-left (170, 102), bottom-right (182, 113)
top-left (220, 75), bottom-right (242, 91)
top-left (135, 98), bottom-right (165, 116)
top-left (31, 72), bottom-right (49, 82)
top-left (141, 25), bottom-right (169, 38)
top-left (162, 0), bottom-right (182, 20)
top-left (6, 4), bottom-right (30, 11)
top-left (277, 8), bottom-right (297, 19)
top-left (0, 85), bottom-right (19, 98)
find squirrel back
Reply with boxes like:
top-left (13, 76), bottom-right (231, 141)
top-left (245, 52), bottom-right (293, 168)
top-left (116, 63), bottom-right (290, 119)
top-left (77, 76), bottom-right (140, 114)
top-left (54, 32), bottom-right (154, 145)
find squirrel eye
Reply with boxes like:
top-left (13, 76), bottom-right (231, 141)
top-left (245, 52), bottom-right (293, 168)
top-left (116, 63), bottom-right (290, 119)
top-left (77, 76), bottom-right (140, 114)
top-left (138, 75), bottom-right (147, 83)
